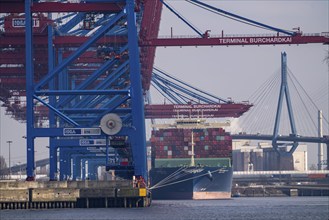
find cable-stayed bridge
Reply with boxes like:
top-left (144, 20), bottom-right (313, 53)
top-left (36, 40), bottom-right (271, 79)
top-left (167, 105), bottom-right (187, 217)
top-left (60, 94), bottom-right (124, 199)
top-left (148, 52), bottom-right (329, 168)
top-left (231, 53), bottom-right (328, 157)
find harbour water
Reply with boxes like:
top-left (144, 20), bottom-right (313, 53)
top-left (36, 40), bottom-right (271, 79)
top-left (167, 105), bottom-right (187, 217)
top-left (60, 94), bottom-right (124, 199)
top-left (0, 197), bottom-right (328, 220)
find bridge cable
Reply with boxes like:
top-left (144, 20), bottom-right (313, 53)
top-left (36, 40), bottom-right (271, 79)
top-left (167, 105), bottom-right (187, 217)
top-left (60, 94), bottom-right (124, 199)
top-left (238, 70), bottom-right (280, 134)
top-left (288, 75), bottom-right (315, 136)
top-left (289, 68), bottom-right (328, 127)
top-left (252, 73), bottom-right (280, 134)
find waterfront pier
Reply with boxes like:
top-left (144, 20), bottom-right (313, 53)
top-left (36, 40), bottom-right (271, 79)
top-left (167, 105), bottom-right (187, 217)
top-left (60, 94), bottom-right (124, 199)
top-left (0, 180), bottom-right (150, 209)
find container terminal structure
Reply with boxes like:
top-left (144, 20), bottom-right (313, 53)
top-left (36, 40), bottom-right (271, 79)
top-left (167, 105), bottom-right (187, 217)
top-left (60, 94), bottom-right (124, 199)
top-left (0, 0), bottom-right (328, 207)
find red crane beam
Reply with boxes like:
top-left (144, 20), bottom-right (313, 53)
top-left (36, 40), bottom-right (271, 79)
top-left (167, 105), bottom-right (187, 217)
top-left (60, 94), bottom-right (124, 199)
top-left (0, 78), bottom-right (26, 86)
top-left (0, 51), bottom-right (104, 65)
top-left (0, 102), bottom-right (252, 122)
top-left (0, 58), bottom-right (103, 65)
top-left (0, 51), bottom-right (47, 59)
top-left (0, 52), bottom-right (48, 65)
top-left (0, 2), bottom-right (124, 13)
top-left (0, 66), bottom-right (48, 75)
top-left (0, 50), bottom-right (101, 59)
top-left (54, 36), bottom-right (128, 47)
top-left (142, 34), bottom-right (329, 47)
top-left (144, 103), bottom-right (252, 119)
top-left (0, 36), bottom-right (47, 47)
top-left (0, 36), bottom-right (127, 47)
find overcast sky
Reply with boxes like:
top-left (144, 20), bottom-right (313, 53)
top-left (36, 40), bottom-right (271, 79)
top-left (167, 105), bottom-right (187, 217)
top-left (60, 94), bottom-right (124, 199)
top-left (0, 0), bottom-right (328, 168)
top-left (152, 0), bottom-right (329, 166)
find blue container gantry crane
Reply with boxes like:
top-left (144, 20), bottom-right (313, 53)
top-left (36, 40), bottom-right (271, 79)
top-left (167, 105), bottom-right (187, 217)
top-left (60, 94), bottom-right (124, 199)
top-left (17, 0), bottom-right (149, 181)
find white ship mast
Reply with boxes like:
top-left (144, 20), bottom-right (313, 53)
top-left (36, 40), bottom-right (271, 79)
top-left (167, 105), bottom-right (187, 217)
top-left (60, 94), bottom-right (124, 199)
top-left (191, 130), bottom-right (195, 167)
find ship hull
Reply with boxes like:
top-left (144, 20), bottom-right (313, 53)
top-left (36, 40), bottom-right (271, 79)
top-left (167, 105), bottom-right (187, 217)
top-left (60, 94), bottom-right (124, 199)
top-left (150, 166), bottom-right (233, 200)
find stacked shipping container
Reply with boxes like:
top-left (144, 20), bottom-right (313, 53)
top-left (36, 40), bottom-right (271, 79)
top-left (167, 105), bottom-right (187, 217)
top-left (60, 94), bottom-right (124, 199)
top-left (150, 128), bottom-right (232, 159)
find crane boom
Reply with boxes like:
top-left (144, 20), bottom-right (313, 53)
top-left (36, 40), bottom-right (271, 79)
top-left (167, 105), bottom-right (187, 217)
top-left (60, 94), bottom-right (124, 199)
top-left (144, 103), bottom-right (252, 119)
top-left (142, 33), bottom-right (329, 47)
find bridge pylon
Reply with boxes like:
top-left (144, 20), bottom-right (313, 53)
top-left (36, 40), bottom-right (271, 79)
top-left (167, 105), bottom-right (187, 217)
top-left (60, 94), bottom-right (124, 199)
top-left (272, 52), bottom-right (299, 156)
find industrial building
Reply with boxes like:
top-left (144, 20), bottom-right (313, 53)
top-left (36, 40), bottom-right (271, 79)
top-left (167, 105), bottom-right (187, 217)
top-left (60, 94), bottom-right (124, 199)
top-left (233, 141), bottom-right (308, 172)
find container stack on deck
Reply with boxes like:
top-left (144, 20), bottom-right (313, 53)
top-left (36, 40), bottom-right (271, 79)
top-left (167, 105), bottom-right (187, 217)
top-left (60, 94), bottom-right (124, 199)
top-left (151, 128), bottom-right (232, 159)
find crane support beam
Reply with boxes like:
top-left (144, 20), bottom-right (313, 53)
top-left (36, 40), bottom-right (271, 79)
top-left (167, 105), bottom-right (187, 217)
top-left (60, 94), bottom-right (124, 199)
top-left (187, 0), bottom-right (295, 36)
top-left (56, 13), bottom-right (86, 34)
top-left (126, 0), bottom-right (148, 179)
top-left (35, 90), bottom-right (129, 96)
top-left (25, 0), bottom-right (35, 181)
top-left (34, 10), bottom-right (126, 90)
top-left (143, 34), bottom-right (329, 47)
top-left (139, 0), bottom-right (163, 91)
top-left (160, 0), bottom-right (203, 37)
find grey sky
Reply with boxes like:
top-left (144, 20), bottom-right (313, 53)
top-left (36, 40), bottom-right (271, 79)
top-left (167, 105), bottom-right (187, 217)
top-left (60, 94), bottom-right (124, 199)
top-left (0, 0), bottom-right (328, 168)
top-left (153, 0), bottom-right (329, 166)
top-left (154, 0), bottom-right (328, 102)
